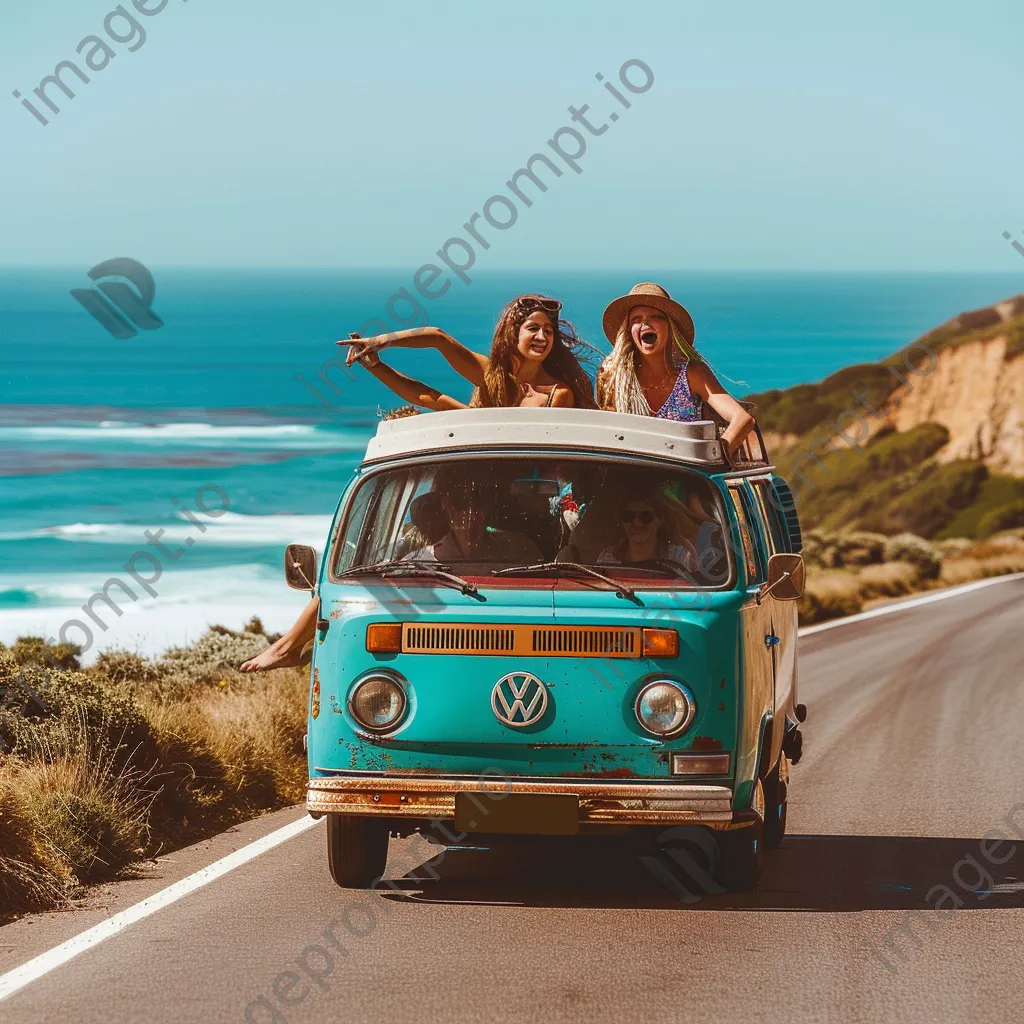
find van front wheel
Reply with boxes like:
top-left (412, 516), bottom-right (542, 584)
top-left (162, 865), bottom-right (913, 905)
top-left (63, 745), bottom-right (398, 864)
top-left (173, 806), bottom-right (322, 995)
top-left (326, 814), bottom-right (389, 888)
top-left (716, 820), bottom-right (764, 892)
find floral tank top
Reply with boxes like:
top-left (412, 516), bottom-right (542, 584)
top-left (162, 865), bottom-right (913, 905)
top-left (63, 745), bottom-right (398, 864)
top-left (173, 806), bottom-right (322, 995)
top-left (655, 361), bottom-right (702, 421)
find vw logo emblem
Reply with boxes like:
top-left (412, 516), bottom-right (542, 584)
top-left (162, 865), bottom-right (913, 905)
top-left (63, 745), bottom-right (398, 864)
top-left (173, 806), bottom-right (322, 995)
top-left (491, 672), bottom-right (548, 728)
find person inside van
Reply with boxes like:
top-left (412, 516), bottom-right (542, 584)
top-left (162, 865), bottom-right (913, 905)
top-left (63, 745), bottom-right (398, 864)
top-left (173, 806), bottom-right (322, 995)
top-left (402, 476), bottom-right (541, 564)
top-left (597, 282), bottom-right (755, 457)
top-left (240, 469), bottom-right (539, 673)
top-left (596, 492), bottom-right (697, 572)
top-left (340, 295), bottom-right (597, 410)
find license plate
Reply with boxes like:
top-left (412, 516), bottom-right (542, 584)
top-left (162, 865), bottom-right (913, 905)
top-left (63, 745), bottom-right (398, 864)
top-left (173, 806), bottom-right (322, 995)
top-left (454, 792), bottom-right (579, 836)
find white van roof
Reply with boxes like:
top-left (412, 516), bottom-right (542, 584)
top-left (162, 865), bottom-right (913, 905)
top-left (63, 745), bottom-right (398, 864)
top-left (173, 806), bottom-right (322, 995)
top-left (361, 408), bottom-right (726, 467)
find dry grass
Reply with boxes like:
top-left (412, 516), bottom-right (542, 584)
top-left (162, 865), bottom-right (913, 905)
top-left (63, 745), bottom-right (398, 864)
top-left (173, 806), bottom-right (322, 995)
top-left (139, 668), bottom-right (307, 837)
top-left (939, 536), bottom-right (1024, 586)
top-left (0, 711), bottom-right (153, 911)
top-left (0, 626), bottom-right (308, 920)
top-left (855, 561), bottom-right (919, 600)
top-left (799, 533), bottom-right (1024, 624)
top-left (798, 570), bottom-right (864, 623)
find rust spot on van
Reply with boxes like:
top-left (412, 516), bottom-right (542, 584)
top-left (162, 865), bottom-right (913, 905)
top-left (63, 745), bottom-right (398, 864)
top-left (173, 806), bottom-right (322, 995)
top-left (311, 669), bottom-right (321, 719)
top-left (563, 766), bottom-right (637, 779)
top-left (691, 736), bottom-right (723, 751)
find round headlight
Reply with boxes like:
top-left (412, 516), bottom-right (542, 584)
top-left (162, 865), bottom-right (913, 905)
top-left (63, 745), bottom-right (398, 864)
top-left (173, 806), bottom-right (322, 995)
top-left (634, 680), bottom-right (695, 737)
top-left (349, 674), bottom-right (407, 732)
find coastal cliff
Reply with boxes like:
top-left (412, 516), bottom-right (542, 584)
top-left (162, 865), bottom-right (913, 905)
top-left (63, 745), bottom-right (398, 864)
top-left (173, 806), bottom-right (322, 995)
top-left (747, 295), bottom-right (1024, 538)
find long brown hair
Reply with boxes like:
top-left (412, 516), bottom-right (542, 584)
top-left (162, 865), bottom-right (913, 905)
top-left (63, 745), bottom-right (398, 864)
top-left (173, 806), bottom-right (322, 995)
top-left (473, 295), bottom-right (598, 409)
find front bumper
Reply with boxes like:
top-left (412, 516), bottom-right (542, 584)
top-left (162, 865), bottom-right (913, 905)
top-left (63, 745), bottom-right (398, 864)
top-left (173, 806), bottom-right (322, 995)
top-left (307, 773), bottom-right (760, 830)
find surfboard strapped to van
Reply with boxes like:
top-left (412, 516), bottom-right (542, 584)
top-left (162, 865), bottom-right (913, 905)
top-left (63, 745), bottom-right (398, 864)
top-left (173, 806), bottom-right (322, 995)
top-left (286, 408), bottom-right (806, 891)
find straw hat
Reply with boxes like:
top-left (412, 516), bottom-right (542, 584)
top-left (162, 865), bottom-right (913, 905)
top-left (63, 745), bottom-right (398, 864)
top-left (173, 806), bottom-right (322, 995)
top-left (602, 282), bottom-right (695, 346)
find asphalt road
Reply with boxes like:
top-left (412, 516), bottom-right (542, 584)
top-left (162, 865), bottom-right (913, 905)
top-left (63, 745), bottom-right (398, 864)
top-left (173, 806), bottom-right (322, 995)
top-left (2, 575), bottom-right (1023, 1024)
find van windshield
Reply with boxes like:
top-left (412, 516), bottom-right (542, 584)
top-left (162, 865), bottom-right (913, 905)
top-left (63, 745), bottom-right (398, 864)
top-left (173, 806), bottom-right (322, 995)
top-left (332, 457), bottom-right (731, 587)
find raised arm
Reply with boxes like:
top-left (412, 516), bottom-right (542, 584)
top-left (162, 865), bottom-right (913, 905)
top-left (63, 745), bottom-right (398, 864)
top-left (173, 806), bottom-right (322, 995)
top-left (356, 350), bottom-right (467, 412)
top-left (686, 362), bottom-right (755, 457)
top-left (339, 326), bottom-right (489, 386)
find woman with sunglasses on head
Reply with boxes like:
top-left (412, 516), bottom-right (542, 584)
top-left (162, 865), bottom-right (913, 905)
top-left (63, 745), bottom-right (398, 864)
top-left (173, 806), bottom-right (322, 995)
top-left (239, 296), bottom-right (596, 674)
top-left (597, 283), bottom-right (755, 458)
top-left (339, 294), bottom-right (597, 410)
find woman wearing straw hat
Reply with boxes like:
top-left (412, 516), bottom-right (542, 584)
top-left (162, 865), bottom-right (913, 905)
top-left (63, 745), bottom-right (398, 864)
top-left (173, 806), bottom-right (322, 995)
top-left (597, 282), bottom-right (755, 458)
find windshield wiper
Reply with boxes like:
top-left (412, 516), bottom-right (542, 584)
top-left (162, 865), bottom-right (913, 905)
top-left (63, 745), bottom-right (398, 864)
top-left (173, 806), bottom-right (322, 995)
top-left (337, 559), bottom-right (481, 599)
top-left (379, 563), bottom-right (483, 600)
top-left (492, 561), bottom-right (641, 605)
top-left (336, 559), bottom-right (452, 579)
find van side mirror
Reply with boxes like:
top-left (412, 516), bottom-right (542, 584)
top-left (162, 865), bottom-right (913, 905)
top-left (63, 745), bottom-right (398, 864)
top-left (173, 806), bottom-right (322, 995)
top-left (757, 553), bottom-right (805, 603)
top-left (284, 544), bottom-right (318, 591)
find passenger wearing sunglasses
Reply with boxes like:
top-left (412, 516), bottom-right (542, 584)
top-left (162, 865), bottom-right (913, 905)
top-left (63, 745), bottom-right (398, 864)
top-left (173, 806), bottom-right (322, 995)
top-left (596, 494), bottom-right (697, 572)
top-left (339, 294), bottom-right (597, 410)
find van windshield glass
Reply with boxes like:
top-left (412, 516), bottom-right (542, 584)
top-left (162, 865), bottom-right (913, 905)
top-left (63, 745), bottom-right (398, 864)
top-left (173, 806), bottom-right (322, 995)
top-left (332, 457), bottom-right (730, 588)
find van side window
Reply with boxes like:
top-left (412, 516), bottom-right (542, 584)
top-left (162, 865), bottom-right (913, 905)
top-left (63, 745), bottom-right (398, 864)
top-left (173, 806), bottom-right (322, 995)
top-left (727, 485), bottom-right (763, 585)
top-left (751, 479), bottom-right (787, 556)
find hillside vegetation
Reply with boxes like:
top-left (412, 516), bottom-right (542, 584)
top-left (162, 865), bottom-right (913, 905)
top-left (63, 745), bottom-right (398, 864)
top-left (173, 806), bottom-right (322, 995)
top-left (748, 293), bottom-right (1024, 540)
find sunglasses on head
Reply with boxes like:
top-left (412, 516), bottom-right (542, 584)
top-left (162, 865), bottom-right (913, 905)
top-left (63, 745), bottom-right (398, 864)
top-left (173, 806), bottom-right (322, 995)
top-left (621, 509), bottom-right (657, 525)
top-left (515, 296), bottom-right (562, 314)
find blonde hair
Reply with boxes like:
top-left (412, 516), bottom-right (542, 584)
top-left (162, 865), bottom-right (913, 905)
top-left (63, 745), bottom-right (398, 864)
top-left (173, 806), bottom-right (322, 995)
top-left (598, 314), bottom-right (703, 414)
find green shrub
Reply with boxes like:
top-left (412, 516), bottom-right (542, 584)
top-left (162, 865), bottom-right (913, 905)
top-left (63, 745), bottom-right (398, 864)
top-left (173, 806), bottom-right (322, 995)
top-left (837, 531), bottom-right (887, 566)
top-left (777, 423), bottom-right (950, 532)
top-left (156, 622), bottom-right (279, 690)
top-left (3, 637), bottom-right (82, 671)
top-left (0, 652), bottom-right (157, 770)
top-left (29, 784), bottom-right (148, 885)
top-left (92, 650), bottom-right (167, 688)
top-left (882, 533), bottom-right (942, 579)
top-left (977, 500), bottom-right (1024, 538)
top-left (939, 474), bottom-right (1024, 538)
top-left (875, 461), bottom-right (987, 538)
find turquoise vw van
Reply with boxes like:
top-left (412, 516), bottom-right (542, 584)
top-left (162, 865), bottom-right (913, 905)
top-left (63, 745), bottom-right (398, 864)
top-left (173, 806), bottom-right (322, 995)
top-left (289, 408), bottom-right (806, 891)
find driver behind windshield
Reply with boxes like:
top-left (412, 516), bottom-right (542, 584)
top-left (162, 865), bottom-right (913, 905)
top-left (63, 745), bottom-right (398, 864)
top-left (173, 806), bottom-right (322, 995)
top-left (404, 473), bottom-right (541, 565)
top-left (597, 491), bottom-right (697, 572)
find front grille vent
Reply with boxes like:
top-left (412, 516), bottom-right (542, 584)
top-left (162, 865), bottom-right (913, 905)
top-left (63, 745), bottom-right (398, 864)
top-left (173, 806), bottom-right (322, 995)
top-left (532, 628), bottom-right (637, 656)
top-left (404, 625), bottom-right (516, 654)
top-left (400, 623), bottom-right (641, 657)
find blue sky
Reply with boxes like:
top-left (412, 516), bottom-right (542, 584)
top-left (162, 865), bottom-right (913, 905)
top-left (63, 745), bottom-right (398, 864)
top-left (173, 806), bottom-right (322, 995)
top-left (1, 0), bottom-right (1023, 270)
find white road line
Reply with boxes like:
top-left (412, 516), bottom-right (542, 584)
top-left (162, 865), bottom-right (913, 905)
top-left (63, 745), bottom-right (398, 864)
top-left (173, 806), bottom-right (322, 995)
top-left (798, 572), bottom-right (1024, 637)
top-left (0, 814), bottom-right (323, 1003)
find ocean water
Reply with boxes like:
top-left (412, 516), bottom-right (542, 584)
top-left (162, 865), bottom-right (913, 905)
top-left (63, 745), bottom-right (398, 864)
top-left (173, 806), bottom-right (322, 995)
top-left (2, 268), bottom-right (1021, 659)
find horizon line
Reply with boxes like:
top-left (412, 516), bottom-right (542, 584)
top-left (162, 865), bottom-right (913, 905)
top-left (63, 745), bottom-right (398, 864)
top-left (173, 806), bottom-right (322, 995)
top-left (0, 264), bottom-right (1020, 275)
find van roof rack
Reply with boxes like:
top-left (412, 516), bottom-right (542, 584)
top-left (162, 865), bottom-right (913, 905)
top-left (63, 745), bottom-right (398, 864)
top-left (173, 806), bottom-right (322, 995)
top-left (362, 408), bottom-right (769, 470)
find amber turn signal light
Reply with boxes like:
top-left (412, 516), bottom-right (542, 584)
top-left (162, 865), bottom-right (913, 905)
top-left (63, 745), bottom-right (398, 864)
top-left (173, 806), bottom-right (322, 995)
top-left (366, 623), bottom-right (403, 653)
top-left (642, 628), bottom-right (679, 658)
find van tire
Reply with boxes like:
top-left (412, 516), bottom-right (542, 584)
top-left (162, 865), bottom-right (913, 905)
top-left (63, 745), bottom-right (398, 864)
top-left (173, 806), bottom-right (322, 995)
top-left (762, 756), bottom-right (789, 849)
top-left (326, 814), bottom-right (389, 888)
top-left (716, 820), bottom-right (764, 891)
